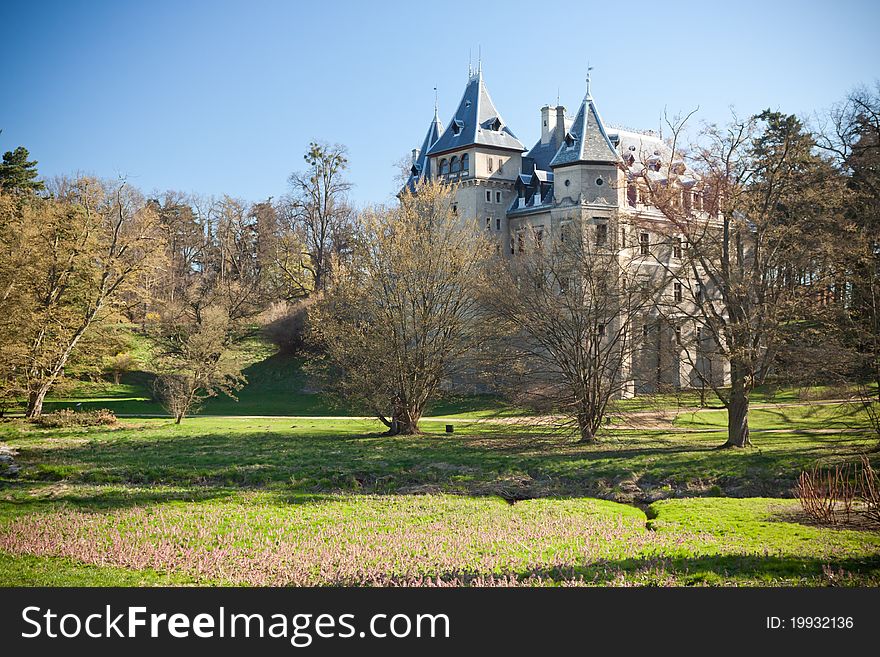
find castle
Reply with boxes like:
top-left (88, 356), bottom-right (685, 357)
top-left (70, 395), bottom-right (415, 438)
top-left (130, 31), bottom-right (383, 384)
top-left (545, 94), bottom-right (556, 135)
top-left (404, 67), bottom-right (729, 394)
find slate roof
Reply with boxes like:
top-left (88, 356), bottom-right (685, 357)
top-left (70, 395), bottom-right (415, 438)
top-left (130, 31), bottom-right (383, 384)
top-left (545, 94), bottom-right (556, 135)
top-left (549, 91), bottom-right (619, 167)
top-left (426, 70), bottom-right (526, 156)
top-left (525, 111), bottom-right (570, 170)
top-left (403, 109), bottom-right (443, 193)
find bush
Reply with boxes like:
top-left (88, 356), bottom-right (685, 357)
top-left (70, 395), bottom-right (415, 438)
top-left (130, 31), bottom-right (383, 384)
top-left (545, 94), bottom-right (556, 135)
top-left (262, 299), bottom-right (316, 354)
top-left (795, 456), bottom-right (880, 528)
top-left (33, 408), bottom-right (117, 428)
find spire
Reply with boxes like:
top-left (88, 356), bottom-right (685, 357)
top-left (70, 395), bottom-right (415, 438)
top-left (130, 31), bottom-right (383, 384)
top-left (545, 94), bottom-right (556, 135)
top-left (403, 98), bottom-right (444, 193)
top-left (427, 68), bottom-right (525, 156)
top-left (549, 68), bottom-right (618, 168)
top-left (586, 62), bottom-right (593, 100)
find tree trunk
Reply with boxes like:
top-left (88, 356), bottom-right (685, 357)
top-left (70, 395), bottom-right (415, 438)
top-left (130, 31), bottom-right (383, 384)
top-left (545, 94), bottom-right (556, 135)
top-left (386, 403), bottom-right (421, 436)
top-left (25, 386), bottom-right (50, 419)
top-left (725, 371), bottom-right (751, 448)
top-left (576, 413), bottom-right (598, 444)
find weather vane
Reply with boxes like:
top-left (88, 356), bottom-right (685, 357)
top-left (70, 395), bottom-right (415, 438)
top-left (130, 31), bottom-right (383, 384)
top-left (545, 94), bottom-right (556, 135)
top-left (586, 62), bottom-right (594, 98)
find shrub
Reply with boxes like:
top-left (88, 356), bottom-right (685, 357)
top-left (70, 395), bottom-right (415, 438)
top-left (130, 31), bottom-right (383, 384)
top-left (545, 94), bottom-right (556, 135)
top-left (33, 408), bottom-right (117, 428)
top-left (262, 298), bottom-right (316, 354)
top-left (796, 456), bottom-right (880, 528)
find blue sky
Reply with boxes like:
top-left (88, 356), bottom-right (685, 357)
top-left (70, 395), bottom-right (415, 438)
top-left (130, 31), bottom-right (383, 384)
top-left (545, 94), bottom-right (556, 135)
top-left (1, 0), bottom-right (878, 206)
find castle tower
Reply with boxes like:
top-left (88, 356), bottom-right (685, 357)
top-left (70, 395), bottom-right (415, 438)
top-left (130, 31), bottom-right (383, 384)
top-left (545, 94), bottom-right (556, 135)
top-left (426, 68), bottom-right (526, 245)
top-left (402, 104), bottom-right (443, 194)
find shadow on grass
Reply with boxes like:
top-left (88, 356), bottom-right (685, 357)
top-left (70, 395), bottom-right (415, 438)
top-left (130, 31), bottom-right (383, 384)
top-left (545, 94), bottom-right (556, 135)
top-left (5, 420), bottom-right (876, 506)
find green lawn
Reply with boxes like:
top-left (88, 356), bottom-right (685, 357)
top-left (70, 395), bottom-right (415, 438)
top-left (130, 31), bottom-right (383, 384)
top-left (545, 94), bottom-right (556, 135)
top-left (1, 408), bottom-right (878, 586)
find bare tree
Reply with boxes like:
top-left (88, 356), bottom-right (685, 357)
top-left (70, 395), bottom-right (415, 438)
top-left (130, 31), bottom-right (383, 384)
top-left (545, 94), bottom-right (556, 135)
top-left (276, 142), bottom-right (354, 296)
top-left (309, 180), bottom-right (494, 435)
top-left (483, 215), bottom-right (655, 443)
top-left (633, 110), bottom-right (844, 447)
top-left (153, 305), bottom-right (244, 424)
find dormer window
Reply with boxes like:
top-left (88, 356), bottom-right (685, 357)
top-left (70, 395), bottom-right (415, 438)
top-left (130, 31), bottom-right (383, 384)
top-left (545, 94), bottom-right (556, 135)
top-left (451, 119), bottom-right (464, 136)
top-left (564, 132), bottom-right (576, 147)
top-left (490, 117), bottom-right (502, 131)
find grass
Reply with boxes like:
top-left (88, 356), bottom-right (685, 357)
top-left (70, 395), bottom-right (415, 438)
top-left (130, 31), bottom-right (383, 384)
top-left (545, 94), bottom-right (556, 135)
top-left (1, 405), bottom-right (878, 586)
top-left (1, 415), bottom-right (875, 498)
top-left (1, 341), bottom-right (878, 587)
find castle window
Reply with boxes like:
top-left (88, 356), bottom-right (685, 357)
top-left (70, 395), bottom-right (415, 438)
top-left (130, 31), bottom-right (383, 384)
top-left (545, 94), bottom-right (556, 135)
top-left (450, 156), bottom-right (460, 173)
top-left (486, 190), bottom-right (492, 203)
top-left (627, 182), bottom-right (637, 207)
top-left (495, 191), bottom-right (502, 203)
top-left (675, 327), bottom-right (682, 344)
top-left (639, 232), bottom-right (649, 256)
top-left (486, 217), bottom-right (491, 229)
top-left (596, 222), bottom-right (608, 247)
top-left (673, 238), bottom-right (682, 259)
top-left (451, 203), bottom-right (458, 215)
top-left (498, 159), bottom-right (504, 173)
top-left (620, 228), bottom-right (627, 248)
top-left (496, 217), bottom-right (501, 230)
top-left (595, 177), bottom-right (604, 186)
top-left (487, 157), bottom-right (494, 173)
top-left (516, 231), bottom-right (525, 254)
top-left (560, 221), bottom-right (570, 243)
top-left (674, 281), bottom-right (683, 303)
top-left (642, 324), bottom-right (650, 337)
top-left (439, 159), bottom-right (449, 175)
top-left (534, 227), bottom-right (544, 248)
top-left (695, 282), bottom-right (703, 303)
top-left (461, 153), bottom-right (469, 175)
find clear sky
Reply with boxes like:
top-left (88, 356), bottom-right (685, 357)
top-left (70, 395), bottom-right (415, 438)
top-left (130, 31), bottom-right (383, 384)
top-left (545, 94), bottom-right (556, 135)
top-left (1, 0), bottom-right (878, 207)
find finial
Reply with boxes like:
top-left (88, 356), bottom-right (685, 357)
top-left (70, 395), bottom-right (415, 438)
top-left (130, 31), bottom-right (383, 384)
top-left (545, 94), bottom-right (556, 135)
top-left (586, 62), bottom-right (593, 99)
top-left (556, 86), bottom-right (560, 106)
top-left (468, 49), bottom-right (472, 78)
top-left (433, 86), bottom-right (438, 116)
top-left (478, 45), bottom-right (482, 76)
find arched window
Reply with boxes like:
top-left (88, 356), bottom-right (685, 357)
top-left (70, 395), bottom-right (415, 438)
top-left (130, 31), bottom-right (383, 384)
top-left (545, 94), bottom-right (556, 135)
top-left (450, 156), bottom-right (460, 173)
top-left (439, 158), bottom-right (449, 175)
top-left (460, 153), bottom-right (469, 176)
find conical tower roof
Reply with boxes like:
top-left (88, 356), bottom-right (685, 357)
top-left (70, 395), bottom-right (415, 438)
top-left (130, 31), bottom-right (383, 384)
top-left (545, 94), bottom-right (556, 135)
top-left (404, 108), bottom-right (443, 193)
top-left (550, 81), bottom-right (619, 167)
top-left (427, 69), bottom-right (525, 156)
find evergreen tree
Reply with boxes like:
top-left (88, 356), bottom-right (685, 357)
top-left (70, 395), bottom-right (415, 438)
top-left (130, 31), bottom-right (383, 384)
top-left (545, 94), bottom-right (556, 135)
top-left (0, 146), bottom-right (45, 193)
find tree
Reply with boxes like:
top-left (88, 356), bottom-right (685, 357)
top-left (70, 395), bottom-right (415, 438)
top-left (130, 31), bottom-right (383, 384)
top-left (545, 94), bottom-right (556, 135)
top-left (309, 180), bottom-right (493, 435)
top-left (635, 110), bottom-right (843, 447)
top-left (483, 216), bottom-right (654, 443)
top-left (0, 146), bottom-right (45, 193)
top-left (0, 177), bottom-right (165, 417)
top-left (275, 142), bottom-right (354, 296)
top-left (153, 305), bottom-right (244, 424)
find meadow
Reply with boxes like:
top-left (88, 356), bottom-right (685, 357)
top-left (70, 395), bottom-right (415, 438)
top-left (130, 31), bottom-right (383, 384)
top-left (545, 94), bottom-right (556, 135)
top-left (0, 407), bottom-right (878, 585)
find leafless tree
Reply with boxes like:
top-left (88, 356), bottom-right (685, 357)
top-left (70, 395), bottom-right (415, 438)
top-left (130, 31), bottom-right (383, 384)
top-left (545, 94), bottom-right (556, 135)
top-left (483, 215), bottom-right (656, 443)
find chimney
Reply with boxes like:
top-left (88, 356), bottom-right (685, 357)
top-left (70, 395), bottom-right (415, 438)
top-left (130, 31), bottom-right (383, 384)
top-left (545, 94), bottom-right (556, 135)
top-left (540, 105), bottom-right (553, 144)
top-left (555, 106), bottom-right (567, 142)
top-left (411, 148), bottom-right (420, 164)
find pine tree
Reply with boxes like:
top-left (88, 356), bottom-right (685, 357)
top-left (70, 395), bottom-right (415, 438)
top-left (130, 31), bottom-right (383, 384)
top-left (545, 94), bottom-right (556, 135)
top-left (0, 146), bottom-right (45, 193)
